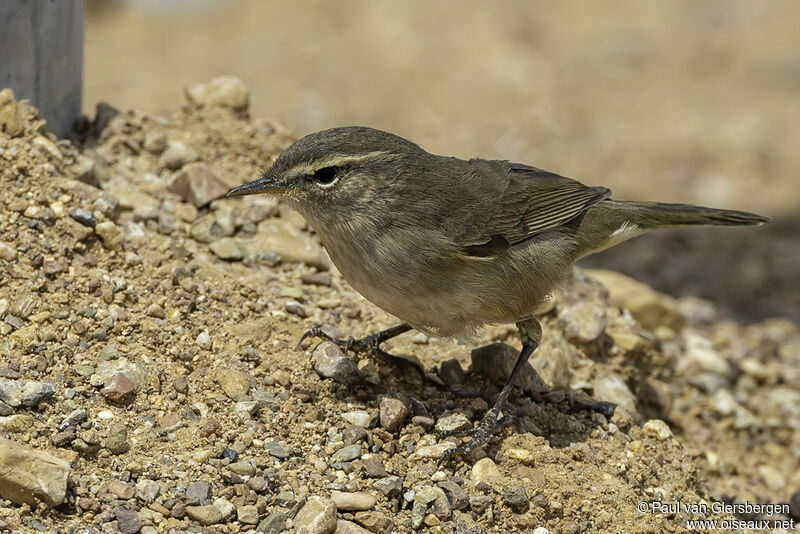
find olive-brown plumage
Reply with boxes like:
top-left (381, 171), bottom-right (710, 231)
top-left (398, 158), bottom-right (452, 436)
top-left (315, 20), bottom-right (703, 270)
top-left (228, 126), bottom-right (767, 461)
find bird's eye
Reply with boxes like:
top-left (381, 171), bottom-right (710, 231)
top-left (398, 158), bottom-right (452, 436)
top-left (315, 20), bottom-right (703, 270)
top-left (313, 166), bottom-right (338, 185)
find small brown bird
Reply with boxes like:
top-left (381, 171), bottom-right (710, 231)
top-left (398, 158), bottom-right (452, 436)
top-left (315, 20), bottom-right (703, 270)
top-left (228, 126), bottom-right (767, 461)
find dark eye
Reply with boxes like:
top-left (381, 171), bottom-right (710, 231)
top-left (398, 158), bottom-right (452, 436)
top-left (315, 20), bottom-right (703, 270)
top-left (313, 166), bottom-right (338, 185)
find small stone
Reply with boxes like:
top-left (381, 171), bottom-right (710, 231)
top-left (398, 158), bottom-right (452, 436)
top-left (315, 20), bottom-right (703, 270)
top-left (228, 461), bottom-right (256, 476)
top-left (313, 342), bottom-right (361, 385)
top-left (335, 520), bottom-right (372, 534)
top-left (161, 140), bottom-right (199, 170)
top-left (222, 447), bottom-right (239, 461)
top-left (360, 455), bottom-right (387, 478)
top-left (115, 507), bottom-right (142, 533)
top-left (437, 359), bottom-right (466, 387)
top-left (96, 221), bottom-right (123, 250)
top-left (471, 458), bottom-right (503, 488)
top-left (210, 237), bottom-right (244, 261)
top-left (372, 476), bottom-right (402, 497)
top-left (469, 495), bottom-right (493, 514)
top-left (341, 410), bottom-right (371, 428)
top-left (332, 444), bottom-right (362, 463)
top-left (169, 162), bottom-right (236, 206)
top-left (238, 504), bottom-right (259, 525)
top-left (471, 343), bottom-right (549, 394)
top-left (503, 484), bottom-right (529, 513)
top-left (69, 208), bottom-right (96, 227)
top-left (437, 481), bottom-right (469, 510)
top-left (265, 441), bottom-right (290, 459)
top-left (0, 242), bottom-right (18, 261)
top-left (196, 330), bottom-right (211, 350)
top-left (42, 259), bottom-right (65, 275)
top-left (0, 438), bottom-right (71, 505)
top-left (379, 396), bottom-right (410, 432)
top-left (101, 372), bottom-right (136, 402)
top-left (343, 425), bottom-right (368, 445)
top-left (100, 480), bottom-right (135, 500)
top-left (105, 423), bottom-right (130, 454)
top-left (435, 412), bottom-right (472, 433)
top-left (185, 75), bottom-right (250, 110)
top-left (185, 480), bottom-right (211, 504)
top-left (332, 491), bottom-right (375, 512)
top-left (256, 511), bottom-right (287, 533)
top-left (135, 479), bottom-right (160, 503)
top-left (415, 486), bottom-right (451, 520)
top-left (294, 496), bottom-right (337, 534)
top-left (273, 491), bottom-right (297, 508)
top-left (758, 465), bottom-right (785, 492)
top-left (214, 497), bottom-right (236, 520)
top-left (643, 419), bottom-right (672, 440)
top-left (592, 373), bottom-right (637, 415)
top-left (285, 300), bottom-right (307, 317)
top-left (0, 377), bottom-right (55, 407)
top-left (186, 504), bottom-right (223, 526)
top-left (555, 270), bottom-right (608, 343)
top-left (51, 430), bottom-right (76, 448)
top-left (173, 376), bottom-right (189, 394)
top-left (143, 131), bottom-right (167, 154)
top-left (146, 303), bottom-right (165, 319)
top-left (252, 219), bottom-right (328, 269)
top-left (301, 272), bottom-right (332, 286)
top-left (354, 511), bottom-right (393, 534)
top-left (216, 368), bottom-right (251, 400)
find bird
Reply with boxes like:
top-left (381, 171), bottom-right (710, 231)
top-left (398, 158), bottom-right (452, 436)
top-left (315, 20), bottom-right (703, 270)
top-left (227, 126), bottom-right (768, 461)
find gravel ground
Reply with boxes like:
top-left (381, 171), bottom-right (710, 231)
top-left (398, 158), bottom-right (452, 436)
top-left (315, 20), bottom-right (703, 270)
top-left (0, 81), bottom-right (798, 533)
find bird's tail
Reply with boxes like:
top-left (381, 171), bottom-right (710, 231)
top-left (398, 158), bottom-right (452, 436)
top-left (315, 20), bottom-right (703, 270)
top-left (572, 200), bottom-right (768, 258)
top-left (606, 200), bottom-right (769, 229)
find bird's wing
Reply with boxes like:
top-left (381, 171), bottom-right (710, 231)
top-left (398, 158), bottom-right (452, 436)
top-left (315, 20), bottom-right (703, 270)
top-left (459, 162), bottom-right (611, 257)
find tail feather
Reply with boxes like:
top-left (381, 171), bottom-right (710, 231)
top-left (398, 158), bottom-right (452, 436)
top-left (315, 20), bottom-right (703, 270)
top-left (572, 199), bottom-right (768, 259)
top-left (613, 200), bottom-right (769, 228)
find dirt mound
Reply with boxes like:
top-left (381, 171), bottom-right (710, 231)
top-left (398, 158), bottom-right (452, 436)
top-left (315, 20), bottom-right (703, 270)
top-left (0, 80), bottom-right (797, 532)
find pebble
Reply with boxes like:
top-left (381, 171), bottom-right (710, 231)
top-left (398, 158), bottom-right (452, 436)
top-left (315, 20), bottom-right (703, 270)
top-left (556, 270), bottom-right (608, 343)
top-left (101, 372), bottom-right (136, 402)
top-left (96, 221), bottom-right (123, 250)
top-left (69, 207), bottom-right (96, 227)
top-left (354, 511), bottom-right (393, 534)
top-left (294, 496), bottom-right (337, 534)
top-left (373, 476), bottom-right (402, 497)
top-left (471, 457), bottom-right (504, 489)
top-left (503, 484), bottom-right (529, 513)
top-left (412, 486), bottom-right (451, 528)
top-left (643, 419), bottom-right (673, 440)
top-left (435, 412), bottom-right (472, 433)
top-left (359, 455), bottom-right (387, 478)
top-left (469, 495), bottom-right (493, 514)
top-left (0, 377), bottom-right (55, 407)
top-left (591, 373), bottom-right (638, 415)
top-left (265, 441), bottom-right (290, 459)
top-left (185, 75), bottom-right (250, 110)
top-left (332, 444), bottom-right (362, 463)
top-left (143, 131), bottom-right (167, 154)
top-left (252, 219), bottom-right (328, 269)
top-left (437, 358), bottom-right (466, 387)
top-left (379, 396), bottom-right (410, 432)
top-left (185, 504), bottom-right (223, 526)
top-left (237, 504), bottom-right (260, 525)
top-left (62, 409), bottom-right (89, 431)
top-left (115, 507), bottom-right (143, 534)
top-left (161, 140), bottom-right (199, 170)
top-left (301, 272), bottom-right (332, 286)
top-left (471, 342), bottom-right (549, 394)
top-left (285, 300), bottom-right (307, 317)
top-left (105, 423), bottom-right (130, 454)
top-left (0, 438), bottom-right (70, 505)
top-left (256, 510), bottom-right (287, 533)
top-left (135, 479), bottom-right (160, 503)
top-left (185, 480), bottom-right (211, 504)
top-left (341, 410), bottom-right (371, 428)
top-left (273, 491), bottom-right (297, 508)
top-left (216, 368), bottom-right (251, 401)
top-left (313, 342), bottom-right (361, 386)
top-left (228, 461), bottom-right (256, 476)
top-left (196, 331), bottom-right (211, 350)
top-left (100, 479), bottom-right (134, 500)
top-left (335, 520), bottom-right (372, 534)
top-left (0, 242), bottom-right (18, 261)
top-left (214, 497), bottom-right (236, 520)
top-left (210, 237), bottom-right (244, 261)
top-left (332, 491), bottom-right (376, 511)
top-left (437, 481), bottom-right (469, 510)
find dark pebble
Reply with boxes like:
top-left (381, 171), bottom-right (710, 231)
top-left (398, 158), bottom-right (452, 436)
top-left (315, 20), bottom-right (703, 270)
top-left (69, 208), bottom-right (96, 227)
top-left (114, 506), bottom-right (142, 533)
top-left (222, 447), bottom-right (238, 461)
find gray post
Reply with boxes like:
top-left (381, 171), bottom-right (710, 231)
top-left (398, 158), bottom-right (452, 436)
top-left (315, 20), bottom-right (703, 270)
top-left (0, 0), bottom-right (84, 138)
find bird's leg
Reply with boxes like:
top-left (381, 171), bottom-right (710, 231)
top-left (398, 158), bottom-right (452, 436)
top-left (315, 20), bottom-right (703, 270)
top-left (298, 322), bottom-right (423, 375)
top-left (439, 317), bottom-right (542, 464)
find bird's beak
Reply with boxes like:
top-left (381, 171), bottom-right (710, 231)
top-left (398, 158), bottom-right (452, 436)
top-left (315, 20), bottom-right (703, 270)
top-left (226, 175), bottom-right (286, 197)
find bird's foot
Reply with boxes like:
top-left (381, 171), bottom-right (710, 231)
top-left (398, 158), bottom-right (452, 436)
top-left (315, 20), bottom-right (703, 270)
top-left (297, 326), bottom-right (424, 377)
top-left (437, 408), bottom-right (514, 464)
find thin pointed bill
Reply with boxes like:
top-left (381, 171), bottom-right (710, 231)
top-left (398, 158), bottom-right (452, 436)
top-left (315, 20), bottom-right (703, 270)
top-left (226, 177), bottom-right (286, 197)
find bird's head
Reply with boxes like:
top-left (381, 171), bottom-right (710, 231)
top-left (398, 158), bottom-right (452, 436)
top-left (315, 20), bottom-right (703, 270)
top-left (227, 126), bottom-right (427, 224)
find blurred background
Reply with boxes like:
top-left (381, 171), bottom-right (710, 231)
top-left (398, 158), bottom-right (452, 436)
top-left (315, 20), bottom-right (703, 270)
top-left (84, 0), bottom-right (800, 322)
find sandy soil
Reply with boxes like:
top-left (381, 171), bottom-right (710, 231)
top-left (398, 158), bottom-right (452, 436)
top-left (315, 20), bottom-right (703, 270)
top-left (0, 81), bottom-right (797, 533)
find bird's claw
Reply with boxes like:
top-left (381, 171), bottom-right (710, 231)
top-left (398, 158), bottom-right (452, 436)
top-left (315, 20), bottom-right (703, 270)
top-left (437, 411), bottom-right (514, 465)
